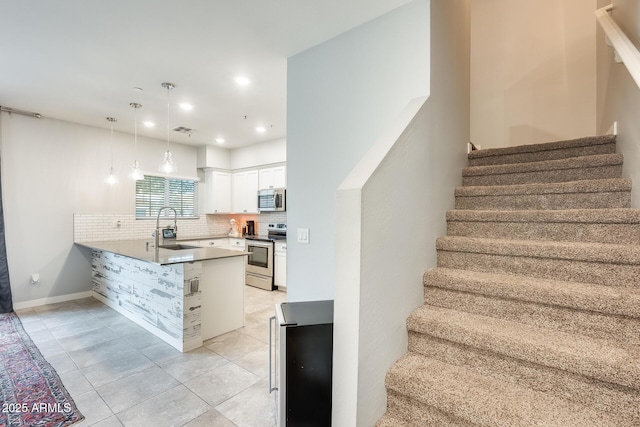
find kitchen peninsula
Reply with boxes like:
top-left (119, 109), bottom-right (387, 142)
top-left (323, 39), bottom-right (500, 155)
top-left (76, 240), bottom-right (248, 352)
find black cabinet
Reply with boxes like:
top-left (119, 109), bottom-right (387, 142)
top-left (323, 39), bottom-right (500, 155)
top-left (273, 300), bottom-right (333, 426)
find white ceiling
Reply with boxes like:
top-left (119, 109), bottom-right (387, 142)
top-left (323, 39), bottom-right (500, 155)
top-left (0, 0), bottom-right (412, 149)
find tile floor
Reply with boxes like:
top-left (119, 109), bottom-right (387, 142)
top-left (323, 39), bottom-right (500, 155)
top-left (15, 285), bottom-right (287, 427)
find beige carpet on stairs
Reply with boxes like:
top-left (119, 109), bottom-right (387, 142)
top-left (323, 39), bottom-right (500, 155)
top-left (377, 135), bottom-right (640, 426)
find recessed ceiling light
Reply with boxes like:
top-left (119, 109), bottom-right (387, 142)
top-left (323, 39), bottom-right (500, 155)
top-left (256, 126), bottom-right (266, 133)
top-left (215, 138), bottom-right (225, 144)
top-left (179, 103), bottom-right (193, 111)
top-left (143, 121), bottom-right (155, 127)
top-left (234, 76), bottom-right (251, 86)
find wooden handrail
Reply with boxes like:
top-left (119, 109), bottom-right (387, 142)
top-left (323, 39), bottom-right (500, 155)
top-left (596, 4), bottom-right (640, 89)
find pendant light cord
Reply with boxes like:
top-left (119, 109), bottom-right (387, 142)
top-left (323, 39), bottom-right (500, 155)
top-left (166, 86), bottom-right (171, 152)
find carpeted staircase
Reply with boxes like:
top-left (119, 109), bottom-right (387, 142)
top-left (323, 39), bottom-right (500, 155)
top-left (377, 135), bottom-right (640, 426)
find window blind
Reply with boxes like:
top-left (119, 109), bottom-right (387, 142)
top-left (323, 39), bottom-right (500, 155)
top-left (136, 175), bottom-right (198, 218)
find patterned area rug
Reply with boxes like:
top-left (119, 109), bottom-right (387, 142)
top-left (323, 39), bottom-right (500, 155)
top-left (0, 312), bottom-right (84, 427)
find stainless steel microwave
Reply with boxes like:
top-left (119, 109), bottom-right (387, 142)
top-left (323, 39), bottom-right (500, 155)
top-left (258, 188), bottom-right (286, 212)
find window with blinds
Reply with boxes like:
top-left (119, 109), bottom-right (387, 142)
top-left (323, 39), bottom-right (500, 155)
top-left (135, 175), bottom-right (198, 219)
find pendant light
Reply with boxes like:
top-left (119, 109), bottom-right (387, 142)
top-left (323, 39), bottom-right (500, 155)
top-left (129, 102), bottom-right (144, 181)
top-left (160, 82), bottom-right (177, 174)
top-left (104, 117), bottom-right (119, 185)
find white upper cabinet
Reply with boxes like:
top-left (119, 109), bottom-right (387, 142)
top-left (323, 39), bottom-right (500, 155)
top-left (259, 166), bottom-right (286, 190)
top-left (204, 164), bottom-right (285, 214)
top-left (204, 170), bottom-right (231, 214)
top-left (232, 170), bottom-right (259, 214)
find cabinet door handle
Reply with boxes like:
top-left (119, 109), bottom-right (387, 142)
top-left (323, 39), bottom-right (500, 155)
top-left (269, 315), bottom-right (278, 393)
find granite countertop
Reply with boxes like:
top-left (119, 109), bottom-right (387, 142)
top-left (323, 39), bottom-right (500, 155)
top-left (76, 239), bottom-right (250, 266)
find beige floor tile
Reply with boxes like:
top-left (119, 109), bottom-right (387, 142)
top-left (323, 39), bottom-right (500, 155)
top-left (205, 332), bottom-right (265, 360)
top-left (159, 347), bottom-right (228, 383)
top-left (233, 345), bottom-right (271, 379)
top-left (96, 366), bottom-right (179, 413)
top-left (72, 389), bottom-right (114, 426)
top-left (46, 353), bottom-right (79, 374)
top-left (68, 338), bottom-right (138, 369)
top-left (183, 363), bottom-right (260, 407)
top-left (139, 341), bottom-right (182, 364)
top-left (35, 339), bottom-right (67, 358)
top-left (81, 351), bottom-right (154, 388)
top-left (183, 409), bottom-right (236, 427)
top-left (57, 369), bottom-right (94, 396)
top-left (90, 415), bottom-right (124, 427)
top-left (116, 385), bottom-right (209, 427)
top-left (216, 379), bottom-right (277, 427)
top-left (57, 326), bottom-right (118, 353)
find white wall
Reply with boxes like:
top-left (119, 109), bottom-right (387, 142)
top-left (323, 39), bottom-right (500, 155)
top-left (333, 1), bottom-right (470, 424)
top-left (0, 113), bottom-right (197, 304)
top-left (286, 0), bottom-right (430, 302)
top-left (197, 138), bottom-right (286, 171)
top-left (229, 138), bottom-right (286, 170)
top-left (471, 0), bottom-right (597, 149)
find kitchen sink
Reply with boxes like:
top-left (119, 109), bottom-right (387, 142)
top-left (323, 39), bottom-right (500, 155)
top-left (158, 244), bottom-right (201, 250)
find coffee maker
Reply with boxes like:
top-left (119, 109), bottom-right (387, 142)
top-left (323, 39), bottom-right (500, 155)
top-left (246, 220), bottom-right (255, 236)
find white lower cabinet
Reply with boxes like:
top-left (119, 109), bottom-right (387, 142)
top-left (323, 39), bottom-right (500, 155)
top-left (229, 238), bottom-right (246, 251)
top-left (198, 239), bottom-right (230, 249)
top-left (274, 241), bottom-right (287, 289)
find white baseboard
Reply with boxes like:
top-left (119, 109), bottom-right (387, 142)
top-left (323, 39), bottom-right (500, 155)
top-left (13, 291), bottom-right (94, 311)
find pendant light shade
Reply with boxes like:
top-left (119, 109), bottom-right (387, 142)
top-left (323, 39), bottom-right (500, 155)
top-left (104, 117), bottom-right (119, 185)
top-left (128, 102), bottom-right (144, 181)
top-left (160, 82), bottom-right (177, 174)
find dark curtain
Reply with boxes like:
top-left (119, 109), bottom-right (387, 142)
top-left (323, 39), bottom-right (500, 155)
top-left (0, 112), bottom-right (13, 313)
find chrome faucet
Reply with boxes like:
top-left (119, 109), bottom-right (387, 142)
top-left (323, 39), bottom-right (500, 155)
top-left (155, 206), bottom-right (178, 249)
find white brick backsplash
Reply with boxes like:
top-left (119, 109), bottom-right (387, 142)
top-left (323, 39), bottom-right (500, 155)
top-left (73, 211), bottom-right (288, 242)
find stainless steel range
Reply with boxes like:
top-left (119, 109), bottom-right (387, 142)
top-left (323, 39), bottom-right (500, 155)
top-left (245, 224), bottom-right (286, 291)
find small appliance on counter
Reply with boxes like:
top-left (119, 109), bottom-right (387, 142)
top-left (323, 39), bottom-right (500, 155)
top-left (245, 220), bottom-right (255, 236)
top-left (228, 219), bottom-right (240, 237)
top-left (270, 300), bottom-right (334, 426)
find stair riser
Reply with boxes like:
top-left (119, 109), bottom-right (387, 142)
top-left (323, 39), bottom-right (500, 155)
top-left (382, 390), bottom-right (474, 427)
top-left (462, 164), bottom-right (622, 187)
top-left (424, 286), bottom-right (640, 346)
top-left (407, 332), bottom-right (640, 423)
top-left (437, 250), bottom-right (640, 287)
top-left (455, 191), bottom-right (631, 210)
top-left (447, 220), bottom-right (640, 244)
top-left (468, 143), bottom-right (616, 167)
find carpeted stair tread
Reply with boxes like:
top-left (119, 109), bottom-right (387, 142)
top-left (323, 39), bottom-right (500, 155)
top-left (446, 208), bottom-right (640, 224)
top-left (424, 267), bottom-right (640, 318)
top-left (423, 268), bottom-right (640, 345)
top-left (446, 208), bottom-right (640, 244)
top-left (463, 153), bottom-right (623, 186)
top-left (386, 352), bottom-right (626, 426)
top-left (455, 178), bottom-right (631, 210)
top-left (436, 236), bottom-right (640, 265)
top-left (407, 305), bottom-right (640, 389)
top-left (375, 414), bottom-right (412, 427)
top-left (468, 134), bottom-right (616, 166)
top-left (455, 178), bottom-right (631, 197)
